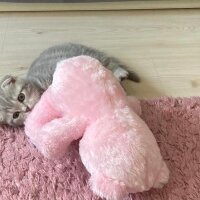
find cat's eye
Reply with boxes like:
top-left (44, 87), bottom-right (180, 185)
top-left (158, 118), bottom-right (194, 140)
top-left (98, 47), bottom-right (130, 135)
top-left (18, 93), bottom-right (25, 102)
top-left (13, 112), bottom-right (20, 119)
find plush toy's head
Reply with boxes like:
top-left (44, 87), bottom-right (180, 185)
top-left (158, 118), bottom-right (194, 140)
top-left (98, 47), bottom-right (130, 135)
top-left (46, 56), bottom-right (129, 122)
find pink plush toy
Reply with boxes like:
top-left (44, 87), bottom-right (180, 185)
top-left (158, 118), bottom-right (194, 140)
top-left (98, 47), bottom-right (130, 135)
top-left (25, 56), bottom-right (169, 200)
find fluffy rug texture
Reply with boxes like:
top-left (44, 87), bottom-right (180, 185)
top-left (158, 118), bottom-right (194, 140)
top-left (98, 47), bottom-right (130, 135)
top-left (0, 97), bottom-right (200, 200)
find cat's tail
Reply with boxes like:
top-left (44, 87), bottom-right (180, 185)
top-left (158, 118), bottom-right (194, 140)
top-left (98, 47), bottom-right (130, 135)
top-left (109, 57), bottom-right (140, 83)
top-left (127, 70), bottom-right (140, 83)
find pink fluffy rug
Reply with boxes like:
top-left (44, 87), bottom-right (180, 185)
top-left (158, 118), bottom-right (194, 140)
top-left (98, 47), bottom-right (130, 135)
top-left (1, 97), bottom-right (200, 200)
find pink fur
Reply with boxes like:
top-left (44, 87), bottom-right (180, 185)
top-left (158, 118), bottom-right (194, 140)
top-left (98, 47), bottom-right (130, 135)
top-left (25, 56), bottom-right (169, 200)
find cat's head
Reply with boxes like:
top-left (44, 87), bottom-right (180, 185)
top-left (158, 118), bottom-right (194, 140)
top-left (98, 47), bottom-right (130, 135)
top-left (0, 75), bottom-right (42, 127)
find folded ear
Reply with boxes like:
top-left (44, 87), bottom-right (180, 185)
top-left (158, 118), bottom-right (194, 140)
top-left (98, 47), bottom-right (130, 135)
top-left (0, 75), bottom-right (16, 90)
top-left (0, 112), bottom-right (5, 125)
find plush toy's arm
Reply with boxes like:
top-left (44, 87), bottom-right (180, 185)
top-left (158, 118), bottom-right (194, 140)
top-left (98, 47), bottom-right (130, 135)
top-left (25, 92), bottom-right (86, 159)
top-left (39, 116), bottom-right (86, 159)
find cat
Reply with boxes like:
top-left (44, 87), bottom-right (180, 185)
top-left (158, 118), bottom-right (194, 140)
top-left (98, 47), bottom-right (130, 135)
top-left (0, 43), bottom-right (140, 127)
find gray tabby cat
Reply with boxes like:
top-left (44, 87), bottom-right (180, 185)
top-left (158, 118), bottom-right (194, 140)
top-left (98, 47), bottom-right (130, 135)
top-left (0, 43), bottom-right (139, 127)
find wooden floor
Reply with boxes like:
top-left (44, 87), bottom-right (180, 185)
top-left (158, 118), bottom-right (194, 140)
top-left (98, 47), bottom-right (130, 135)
top-left (0, 9), bottom-right (200, 98)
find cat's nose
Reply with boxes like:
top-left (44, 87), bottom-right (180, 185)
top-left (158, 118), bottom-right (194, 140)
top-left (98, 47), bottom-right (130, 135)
top-left (26, 106), bottom-right (31, 112)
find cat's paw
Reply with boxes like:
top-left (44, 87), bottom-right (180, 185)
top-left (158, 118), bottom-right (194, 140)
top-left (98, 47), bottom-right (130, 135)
top-left (114, 68), bottom-right (128, 81)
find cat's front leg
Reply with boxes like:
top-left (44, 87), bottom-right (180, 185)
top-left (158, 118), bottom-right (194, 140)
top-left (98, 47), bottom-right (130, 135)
top-left (39, 116), bottom-right (86, 159)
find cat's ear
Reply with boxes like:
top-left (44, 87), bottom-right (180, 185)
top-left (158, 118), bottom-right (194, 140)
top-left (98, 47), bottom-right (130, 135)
top-left (0, 75), bottom-right (16, 90)
top-left (0, 111), bottom-right (5, 125)
top-left (0, 113), bottom-right (4, 123)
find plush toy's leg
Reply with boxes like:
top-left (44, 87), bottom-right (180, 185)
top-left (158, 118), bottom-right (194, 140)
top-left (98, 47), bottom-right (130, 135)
top-left (127, 96), bottom-right (142, 116)
top-left (89, 173), bottom-right (128, 200)
top-left (40, 117), bottom-right (86, 159)
top-left (153, 162), bottom-right (170, 189)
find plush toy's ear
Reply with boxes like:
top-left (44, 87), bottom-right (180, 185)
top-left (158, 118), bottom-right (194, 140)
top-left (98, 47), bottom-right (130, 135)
top-left (0, 75), bottom-right (16, 90)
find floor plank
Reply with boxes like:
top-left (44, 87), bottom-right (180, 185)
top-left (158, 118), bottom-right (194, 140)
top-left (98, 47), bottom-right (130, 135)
top-left (1, 1), bottom-right (200, 11)
top-left (0, 9), bottom-right (200, 98)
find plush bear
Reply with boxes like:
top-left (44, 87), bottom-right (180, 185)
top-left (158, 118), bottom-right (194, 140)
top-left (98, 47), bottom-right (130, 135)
top-left (25, 56), bottom-right (169, 200)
